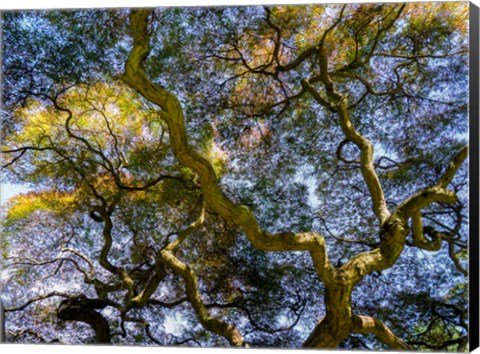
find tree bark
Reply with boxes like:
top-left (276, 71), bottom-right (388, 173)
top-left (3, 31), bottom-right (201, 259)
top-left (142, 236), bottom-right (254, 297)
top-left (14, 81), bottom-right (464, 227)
top-left (303, 282), bottom-right (354, 347)
top-left (352, 315), bottom-right (410, 349)
top-left (57, 298), bottom-right (111, 344)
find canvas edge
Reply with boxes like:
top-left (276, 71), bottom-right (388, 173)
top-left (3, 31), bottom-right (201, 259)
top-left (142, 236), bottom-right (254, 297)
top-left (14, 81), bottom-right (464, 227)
top-left (469, 1), bottom-right (480, 352)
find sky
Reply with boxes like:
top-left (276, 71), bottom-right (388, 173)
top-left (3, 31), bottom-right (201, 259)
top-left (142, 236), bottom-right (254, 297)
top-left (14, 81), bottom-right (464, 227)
top-left (1, 184), bottom-right (29, 206)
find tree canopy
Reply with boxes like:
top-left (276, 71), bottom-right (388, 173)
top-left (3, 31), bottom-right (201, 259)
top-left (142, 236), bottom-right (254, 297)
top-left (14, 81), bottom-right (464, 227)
top-left (0, 2), bottom-right (471, 350)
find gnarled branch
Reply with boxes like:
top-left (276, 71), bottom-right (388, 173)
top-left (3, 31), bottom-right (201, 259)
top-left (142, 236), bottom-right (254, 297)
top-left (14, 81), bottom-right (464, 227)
top-left (57, 296), bottom-right (111, 343)
top-left (352, 315), bottom-right (410, 350)
top-left (160, 249), bottom-right (247, 347)
top-left (438, 146), bottom-right (468, 188)
top-left (410, 211), bottom-right (443, 251)
top-left (156, 201), bottom-right (246, 347)
top-left (122, 9), bottom-right (336, 287)
top-left (337, 100), bottom-right (390, 223)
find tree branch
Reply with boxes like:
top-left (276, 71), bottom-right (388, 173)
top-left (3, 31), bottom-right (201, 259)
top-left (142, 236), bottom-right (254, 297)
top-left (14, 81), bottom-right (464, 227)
top-left (352, 315), bottom-right (410, 350)
top-left (446, 238), bottom-right (468, 276)
top-left (122, 8), bottom-right (336, 288)
top-left (8, 329), bottom-right (59, 343)
top-left (148, 297), bottom-right (188, 308)
top-left (5, 291), bottom-right (73, 312)
top-left (397, 186), bottom-right (457, 216)
top-left (57, 296), bottom-right (111, 343)
top-left (60, 246), bottom-right (95, 279)
top-left (410, 211), bottom-right (443, 251)
top-left (438, 146), bottom-right (468, 188)
top-left (6, 255), bottom-right (92, 283)
top-left (2, 146), bottom-right (56, 169)
top-left (121, 315), bottom-right (163, 345)
top-left (152, 200), bottom-right (247, 346)
top-left (163, 201), bottom-right (206, 252)
top-left (333, 71), bottom-right (402, 96)
top-left (373, 50), bottom-right (467, 60)
top-left (160, 249), bottom-right (247, 347)
top-left (336, 100), bottom-right (390, 223)
top-left (337, 145), bottom-right (468, 284)
top-left (341, 4), bottom-right (406, 71)
top-left (96, 206), bottom-right (136, 300)
top-left (206, 294), bottom-right (306, 334)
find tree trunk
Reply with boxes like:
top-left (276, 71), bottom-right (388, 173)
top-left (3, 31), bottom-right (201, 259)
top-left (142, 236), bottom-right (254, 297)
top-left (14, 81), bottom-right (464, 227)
top-left (303, 281), bottom-right (354, 348)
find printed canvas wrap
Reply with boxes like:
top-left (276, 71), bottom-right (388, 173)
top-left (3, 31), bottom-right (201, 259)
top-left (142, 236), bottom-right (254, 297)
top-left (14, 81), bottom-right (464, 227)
top-left (0, 1), bottom-right (479, 351)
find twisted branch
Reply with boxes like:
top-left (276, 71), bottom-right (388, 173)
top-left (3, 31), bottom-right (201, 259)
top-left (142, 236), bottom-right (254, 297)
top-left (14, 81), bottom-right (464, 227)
top-left (352, 315), bottom-right (410, 350)
top-left (410, 211), bottom-right (443, 251)
top-left (121, 9), bottom-right (335, 286)
top-left (158, 203), bottom-right (246, 347)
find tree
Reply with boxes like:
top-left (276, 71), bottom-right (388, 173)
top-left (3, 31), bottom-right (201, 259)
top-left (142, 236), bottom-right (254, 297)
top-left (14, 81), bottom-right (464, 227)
top-left (1, 2), bottom-right (470, 350)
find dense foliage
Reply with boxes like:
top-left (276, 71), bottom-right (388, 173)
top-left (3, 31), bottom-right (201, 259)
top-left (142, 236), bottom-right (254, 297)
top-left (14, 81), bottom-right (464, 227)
top-left (1, 2), bottom-right (470, 350)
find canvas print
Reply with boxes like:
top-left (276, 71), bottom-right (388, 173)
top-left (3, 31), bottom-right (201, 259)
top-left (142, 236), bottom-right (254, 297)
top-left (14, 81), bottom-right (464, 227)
top-left (0, 1), bottom-right (478, 351)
